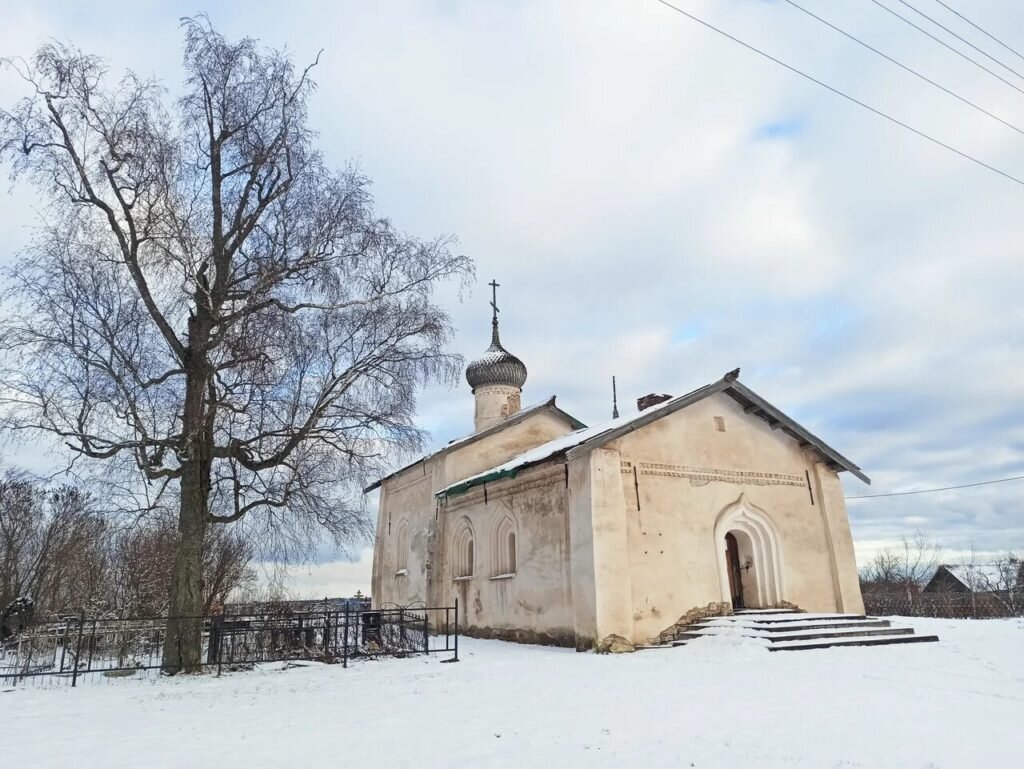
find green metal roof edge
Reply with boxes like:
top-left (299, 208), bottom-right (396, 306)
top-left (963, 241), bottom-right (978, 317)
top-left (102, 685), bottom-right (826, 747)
top-left (440, 466), bottom-right (524, 498)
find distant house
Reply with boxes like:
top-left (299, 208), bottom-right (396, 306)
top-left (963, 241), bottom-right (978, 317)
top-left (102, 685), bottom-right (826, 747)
top-left (923, 563), bottom-right (1021, 594)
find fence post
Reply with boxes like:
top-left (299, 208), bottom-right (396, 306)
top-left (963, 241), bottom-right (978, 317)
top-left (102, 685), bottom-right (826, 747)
top-left (342, 604), bottom-right (349, 669)
top-left (207, 614), bottom-right (220, 665)
top-left (57, 618), bottom-right (69, 678)
top-left (86, 617), bottom-right (98, 672)
top-left (453, 598), bottom-right (459, 662)
top-left (71, 610), bottom-right (86, 688)
top-left (323, 611), bottom-right (331, 660)
top-left (423, 610), bottom-right (429, 655)
top-left (216, 615), bottom-right (224, 677)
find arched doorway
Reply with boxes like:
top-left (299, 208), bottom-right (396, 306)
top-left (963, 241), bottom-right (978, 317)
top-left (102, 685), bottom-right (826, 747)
top-left (714, 495), bottom-right (784, 609)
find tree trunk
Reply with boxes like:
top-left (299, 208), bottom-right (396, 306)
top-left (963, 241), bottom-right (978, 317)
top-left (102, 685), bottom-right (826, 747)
top-left (162, 353), bottom-right (212, 674)
top-left (162, 464), bottom-right (208, 673)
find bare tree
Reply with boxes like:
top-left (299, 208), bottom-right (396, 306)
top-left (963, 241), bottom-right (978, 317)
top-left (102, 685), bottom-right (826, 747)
top-left (0, 474), bottom-right (104, 611)
top-left (860, 530), bottom-right (941, 603)
top-left (112, 516), bottom-right (254, 617)
top-left (201, 526), bottom-right (256, 615)
top-left (111, 520), bottom-right (177, 618)
top-left (973, 551), bottom-right (1023, 615)
top-left (0, 19), bottom-right (470, 672)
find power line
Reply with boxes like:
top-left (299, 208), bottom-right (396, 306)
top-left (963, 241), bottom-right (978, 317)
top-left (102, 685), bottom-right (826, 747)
top-left (933, 0), bottom-right (1024, 64)
top-left (867, 0), bottom-right (1024, 98)
top-left (892, 0), bottom-right (1024, 81)
top-left (782, 0), bottom-right (1024, 137)
top-left (846, 474), bottom-right (1024, 499)
top-left (652, 0), bottom-right (1024, 187)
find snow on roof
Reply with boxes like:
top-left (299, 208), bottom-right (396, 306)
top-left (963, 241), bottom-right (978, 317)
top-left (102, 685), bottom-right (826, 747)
top-left (436, 393), bottom-right (687, 496)
top-left (941, 563), bottom-right (1012, 591)
top-left (363, 396), bottom-right (585, 493)
top-left (437, 369), bottom-right (870, 497)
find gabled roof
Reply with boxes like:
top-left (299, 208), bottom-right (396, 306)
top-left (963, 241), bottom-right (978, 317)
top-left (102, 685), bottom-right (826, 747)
top-left (438, 369), bottom-right (869, 497)
top-left (362, 396), bottom-right (586, 493)
top-left (929, 563), bottom-right (1017, 592)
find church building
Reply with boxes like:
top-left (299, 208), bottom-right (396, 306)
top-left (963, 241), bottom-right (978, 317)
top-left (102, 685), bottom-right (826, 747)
top-left (367, 286), bottom-right (869, 650)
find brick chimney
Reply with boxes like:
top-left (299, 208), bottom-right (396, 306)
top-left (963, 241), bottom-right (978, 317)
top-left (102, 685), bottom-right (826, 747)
top-left (637, 393), bottom-right (672, 412)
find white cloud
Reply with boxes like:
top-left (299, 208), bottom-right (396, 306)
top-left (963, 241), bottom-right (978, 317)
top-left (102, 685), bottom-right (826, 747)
top-left (260, 548), bottom-right (374, 600)
top-left (2, 0), bottom-right (1022, 558)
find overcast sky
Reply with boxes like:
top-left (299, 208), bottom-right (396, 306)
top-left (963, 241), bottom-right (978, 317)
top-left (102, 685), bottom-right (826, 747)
top-left (2, 0), bottom-right (1023, 596)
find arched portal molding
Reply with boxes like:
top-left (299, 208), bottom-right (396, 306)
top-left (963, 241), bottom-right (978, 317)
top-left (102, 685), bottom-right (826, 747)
top-left (713, 494), bottom-right (784, 607)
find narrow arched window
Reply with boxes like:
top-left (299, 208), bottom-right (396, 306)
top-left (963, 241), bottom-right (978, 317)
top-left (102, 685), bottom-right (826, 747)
top-left (453, 518), bottom-right (475, 578)
top-left (395, 520), bottom-right (410, 575)
top-left (493, 516), bottom-right (517, 576)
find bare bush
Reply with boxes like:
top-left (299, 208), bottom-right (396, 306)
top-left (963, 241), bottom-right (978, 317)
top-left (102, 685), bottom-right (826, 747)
top-left (1, 473), bottom-right (254, 619)
top-left (859, 530), bottom-right (941, 602)
top-left (0, 474), bottom-right (104, 612)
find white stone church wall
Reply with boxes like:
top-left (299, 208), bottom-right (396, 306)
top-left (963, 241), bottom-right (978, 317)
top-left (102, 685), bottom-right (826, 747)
top-left (610, 392), bottom-right (864, 644)
top-left (371, 408), bottom-right (580, 613)
top-left (439, 464), bottom-right (577, 645)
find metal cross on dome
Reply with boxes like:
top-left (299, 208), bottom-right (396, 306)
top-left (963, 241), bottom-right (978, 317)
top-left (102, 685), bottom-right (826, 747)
top-left (489, 279), bottom-right (500, 322)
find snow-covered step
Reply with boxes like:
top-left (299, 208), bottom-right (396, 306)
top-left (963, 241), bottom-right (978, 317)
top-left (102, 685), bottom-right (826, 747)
top-left (649, 610), bottom-right (940, 653)
top-left (755, 619), bottom-right (892, 632)
top-left (770, 633), bottom-right (939, 651)
top-left (731, 612), bottom-right (867, 624)
top-left (733, 608), bottom-right (798, 615)
top-left (694, 617), bottom-right (887, 632)
top-left (681, 625), bottom-right (913, 642)
top-left (767, 626), bottom-right (911, 642)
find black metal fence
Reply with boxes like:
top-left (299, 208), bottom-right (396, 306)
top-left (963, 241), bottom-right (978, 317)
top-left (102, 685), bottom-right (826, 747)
top-left (0, 602), bottom-right (459, 687)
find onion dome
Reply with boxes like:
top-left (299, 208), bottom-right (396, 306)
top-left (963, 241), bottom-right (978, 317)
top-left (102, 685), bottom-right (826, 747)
top-left (465, 281), bottom-right (528, 391)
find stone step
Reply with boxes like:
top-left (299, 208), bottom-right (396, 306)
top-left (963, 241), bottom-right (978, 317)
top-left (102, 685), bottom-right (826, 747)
top-left (694, 618), bottom-right (892, 633)
top-left (758, 619), bottom-right (891, 632)
top-left (678, 625), bottom-right (911, 641)
top-left (647, 611), bottom-right (938, 652)
top-left (728, 613), bottom-right (868, 624)
top-left (770, 633), bottom-right (939, 651)
top-left (642, 631), bottom-right (938, 652)
top-left (766, 627), bottom-right (914, 643)
top-left (734, 608), bottom-right (799, 615)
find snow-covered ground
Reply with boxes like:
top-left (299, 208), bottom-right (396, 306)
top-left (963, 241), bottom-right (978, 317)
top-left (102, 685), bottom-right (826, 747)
top-left (3, 617), bottom-right (1022, 768)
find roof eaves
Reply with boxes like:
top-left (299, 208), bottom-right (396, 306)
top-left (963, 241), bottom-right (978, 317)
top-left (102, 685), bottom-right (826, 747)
top-left (722, 380), bottom-right (870, 485)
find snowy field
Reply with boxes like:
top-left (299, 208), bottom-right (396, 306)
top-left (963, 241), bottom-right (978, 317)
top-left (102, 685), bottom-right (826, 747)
top-left (2, 617), bottom-right (1022, 769)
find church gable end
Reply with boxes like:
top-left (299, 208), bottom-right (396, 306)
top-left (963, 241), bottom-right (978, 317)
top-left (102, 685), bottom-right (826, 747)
top-left (565, 371), bottom-right (868, 486)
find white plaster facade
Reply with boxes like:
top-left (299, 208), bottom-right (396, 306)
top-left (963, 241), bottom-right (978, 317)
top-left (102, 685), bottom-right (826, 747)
top-left (368, 372), bottom-right (868, 650)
